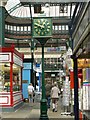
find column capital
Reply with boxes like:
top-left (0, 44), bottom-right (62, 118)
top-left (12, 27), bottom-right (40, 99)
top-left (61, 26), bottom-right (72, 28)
top-left (0, 0), bottom-right (8, 7)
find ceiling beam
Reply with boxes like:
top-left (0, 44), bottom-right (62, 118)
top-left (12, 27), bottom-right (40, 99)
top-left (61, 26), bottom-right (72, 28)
top-left (20, 0), bottom-right (79, 4)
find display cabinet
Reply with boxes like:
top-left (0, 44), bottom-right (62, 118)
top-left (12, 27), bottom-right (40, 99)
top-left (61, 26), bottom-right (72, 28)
top-left (0, 45), bottom-right (24, 112)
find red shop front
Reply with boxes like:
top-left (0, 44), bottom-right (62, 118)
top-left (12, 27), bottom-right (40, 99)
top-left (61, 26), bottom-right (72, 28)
top-left (0, 45), bottom-right (24, 112)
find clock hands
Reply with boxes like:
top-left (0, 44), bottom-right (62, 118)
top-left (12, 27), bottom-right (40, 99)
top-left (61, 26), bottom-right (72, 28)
top-left (34, 23), bottom-right (44, 29)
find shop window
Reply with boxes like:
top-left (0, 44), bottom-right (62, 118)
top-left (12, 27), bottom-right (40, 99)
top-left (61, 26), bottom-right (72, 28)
top-left (24, 26), bottom-right (27, 32)
top-left (21, 26), bottom-right (24, 32)
top-left (17, 26), bottom-right (20, 31)
top-left (13, 26), bottom-right (16, 31)
top-left (0, 63), bottom-right (21, 92)
top-left (0, 63), bottom-right (10, 92)
top-left (66, 25), bottom-right (68, 30)
top-left (5, 24), bottom-right (8, 29)
top-left (59, 25), bottom-right (61, 30)
top-left (62, 25), bottom-right (65, 30)
top-left (55, 25), bottom-right (58, 33)
top-left (53, 25), bottom-right (55, 31)
top-left (13, 64), bottom-right (21, 91)
top-left (28, 26), bottom-right (31, 33)
top-left (11, 26), bottom-right (13, 31)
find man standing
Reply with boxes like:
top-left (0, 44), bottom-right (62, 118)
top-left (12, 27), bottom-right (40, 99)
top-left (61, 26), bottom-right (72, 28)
top-left (51, 82), bottom-right (60, 112)
top-left (28, 83), bottom-right (34, 103)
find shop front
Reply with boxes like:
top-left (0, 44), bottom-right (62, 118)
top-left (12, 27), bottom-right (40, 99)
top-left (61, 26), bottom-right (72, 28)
top-left (78, 59), bottom-right (90, 120)
top-left (0, 46), bottom-right (24, 112)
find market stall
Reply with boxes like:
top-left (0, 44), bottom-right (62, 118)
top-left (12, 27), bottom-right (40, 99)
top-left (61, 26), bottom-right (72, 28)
top-left (0, 45), bottom-right (24, 112)
top-left (78, 59), bottom-right (90, 120)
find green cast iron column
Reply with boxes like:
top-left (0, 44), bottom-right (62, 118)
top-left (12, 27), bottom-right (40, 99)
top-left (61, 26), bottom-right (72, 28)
top-left (40, 44), bottom-right (48, 120)
top-left (41, 44), bottom-right (45, 99)
top-left (0, 6), bottom-right (5, 47)
top-left (73, 55), bottom-right (79, 120)
top-left (31, 39), bottom-right (34, 86)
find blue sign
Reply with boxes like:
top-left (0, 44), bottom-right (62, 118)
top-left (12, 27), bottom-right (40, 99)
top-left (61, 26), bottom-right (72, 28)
top-left (23, 63), bottom-right (32, 69)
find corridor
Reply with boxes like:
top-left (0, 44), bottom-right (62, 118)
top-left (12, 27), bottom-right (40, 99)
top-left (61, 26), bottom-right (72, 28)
top-left (0, 1), bottom-right (90, 120)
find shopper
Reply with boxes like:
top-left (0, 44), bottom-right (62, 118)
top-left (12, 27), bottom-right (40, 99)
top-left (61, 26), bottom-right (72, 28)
top-left (45, 80), bottom-right (52, 108)
top-left (51, 82), bottom-right (60, 112)
top-left (28, 83), bottom-right (34, 103)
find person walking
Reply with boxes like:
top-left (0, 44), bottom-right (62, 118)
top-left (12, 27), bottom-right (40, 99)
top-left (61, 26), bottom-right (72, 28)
top-left (45, 80), bottom-right (52, 108)
top-left (51, 81), bottom-right (60, 112)
top-left (28, 83), bottom-right (34, 103)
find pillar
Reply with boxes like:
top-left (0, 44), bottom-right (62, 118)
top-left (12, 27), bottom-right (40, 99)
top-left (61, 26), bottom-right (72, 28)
top-left (73, 55), bottom-right (79, 120)
top-left (0, 0), bottom-right (7, 47)
top-left (39, 44), bottom-right (48, 120)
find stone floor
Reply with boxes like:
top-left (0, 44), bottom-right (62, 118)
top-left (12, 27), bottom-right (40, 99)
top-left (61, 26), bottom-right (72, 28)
top-left (1, 98), bottom-right (74, 120)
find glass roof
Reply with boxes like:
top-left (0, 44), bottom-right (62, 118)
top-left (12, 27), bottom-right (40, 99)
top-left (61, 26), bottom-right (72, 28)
top-left (5, 0), bottom-right (75, 18)
top-left (6, 0), bottom-right (20, 10)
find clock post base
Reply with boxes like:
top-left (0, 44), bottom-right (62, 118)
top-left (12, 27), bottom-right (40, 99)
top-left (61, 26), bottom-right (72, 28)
top-left (39, 99), bottom-right (49, 120)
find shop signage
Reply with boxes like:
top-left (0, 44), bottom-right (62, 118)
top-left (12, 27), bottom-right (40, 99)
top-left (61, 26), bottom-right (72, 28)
top-left (13, 54), bottom-right (23, 67)
top-left (0, 53), bottom-right (11, 62)
top-left (47, 46), bottom-right (66, 52)
top-left (83, 82), bottom-right (90, 86)
top-left (23, 63), bottom-right (31, 69)
top-left (22, 80), bottom-right (28, 83)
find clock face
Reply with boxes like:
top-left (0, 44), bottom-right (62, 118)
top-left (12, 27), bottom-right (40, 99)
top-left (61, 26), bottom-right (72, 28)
top-left (33, 18), bottom-right (52, 38)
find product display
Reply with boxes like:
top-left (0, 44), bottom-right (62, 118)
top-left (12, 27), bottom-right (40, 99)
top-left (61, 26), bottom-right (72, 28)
top-left (82, 68), bottom-right (90, 110)
top-left (83, 84), bottom-right (90, 110)
top-left (62, 79), bottom-right (70, 106)
top-left (0, 70), bottom-right (4, 92)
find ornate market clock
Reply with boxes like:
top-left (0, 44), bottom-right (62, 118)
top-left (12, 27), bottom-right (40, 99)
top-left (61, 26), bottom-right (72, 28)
top-left (33, 17), bottom-right (52, 38)
top-left (32, 17), bottom-right (52, 119)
